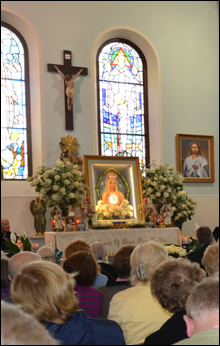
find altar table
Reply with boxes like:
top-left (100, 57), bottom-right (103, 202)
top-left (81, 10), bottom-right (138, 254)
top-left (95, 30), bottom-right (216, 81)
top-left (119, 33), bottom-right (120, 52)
top-left (45, 227), bottom-right (181, 256)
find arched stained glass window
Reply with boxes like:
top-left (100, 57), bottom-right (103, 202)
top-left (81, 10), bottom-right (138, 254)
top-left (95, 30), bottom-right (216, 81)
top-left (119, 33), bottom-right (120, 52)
top-left (1, 23), bottom-right (32, 180)
top-left (97, 39), bottom-right (149, 167)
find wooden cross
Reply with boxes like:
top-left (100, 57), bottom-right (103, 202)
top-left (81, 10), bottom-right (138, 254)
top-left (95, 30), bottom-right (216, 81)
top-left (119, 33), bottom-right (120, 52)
top-left (47, 50), bottom-right (88, 130)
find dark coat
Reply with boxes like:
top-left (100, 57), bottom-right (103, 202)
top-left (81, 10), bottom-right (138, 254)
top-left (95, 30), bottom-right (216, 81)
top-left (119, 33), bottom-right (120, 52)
top-left (44, 309), bottom-right (125, 345)
top-left (143, 309), bottom-right (188, 345)
top-left (187, 244), bottom-right (210, 270)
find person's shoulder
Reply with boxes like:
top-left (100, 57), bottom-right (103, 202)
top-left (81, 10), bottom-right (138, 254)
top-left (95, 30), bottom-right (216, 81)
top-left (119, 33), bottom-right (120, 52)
top-left (93, 273), bottom-right (108, 287)
top-left (89, 317), bottom-right (126, 345)
top-left (173, 328), bottom-right (219, 345)
top-left (110, 285), bottom-right (135, 301)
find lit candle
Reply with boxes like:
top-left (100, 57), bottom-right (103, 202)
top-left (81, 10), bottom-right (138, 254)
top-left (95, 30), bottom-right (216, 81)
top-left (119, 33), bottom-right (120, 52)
top-left (16, 239), bottom-right (23, 251)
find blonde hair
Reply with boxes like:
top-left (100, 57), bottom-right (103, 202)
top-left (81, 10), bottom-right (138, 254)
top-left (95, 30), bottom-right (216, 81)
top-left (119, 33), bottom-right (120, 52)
top-left (1, 301), bottom-right (58, 345)
top-left (11, 260), bottom-right (78, 324)
top-left (130, 241), bottom-right (168, 286)
top-left (37, 245), bottom-right (56, 262)
top-left (90, 241), bottom-right (107, 261)
top-left (202, 243), bottom-right (219, 276)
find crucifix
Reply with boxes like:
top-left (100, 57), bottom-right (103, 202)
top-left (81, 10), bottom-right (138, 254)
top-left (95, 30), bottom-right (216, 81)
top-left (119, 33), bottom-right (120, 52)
top-left (47, 50), bottom-right (88, 130)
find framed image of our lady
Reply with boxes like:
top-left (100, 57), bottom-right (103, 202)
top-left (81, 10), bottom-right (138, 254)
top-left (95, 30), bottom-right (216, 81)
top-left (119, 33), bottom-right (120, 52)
top-left (83, 155), bottom-right (143, 224)
top-left (96, 168), bottom-right (129, 207)
top-left (176, 134), bottom-right (215, 183)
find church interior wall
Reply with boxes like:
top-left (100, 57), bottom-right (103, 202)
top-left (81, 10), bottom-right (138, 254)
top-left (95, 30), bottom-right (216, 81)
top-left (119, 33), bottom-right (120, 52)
top-left (1, 1), bottom-right (219, 238)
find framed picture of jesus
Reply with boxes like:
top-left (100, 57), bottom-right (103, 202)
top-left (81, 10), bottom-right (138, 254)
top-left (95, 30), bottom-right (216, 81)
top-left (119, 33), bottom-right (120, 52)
top-left (83, 155), bottom-right (143, 225)
top-left (176, 134), bottom-right (215, 183)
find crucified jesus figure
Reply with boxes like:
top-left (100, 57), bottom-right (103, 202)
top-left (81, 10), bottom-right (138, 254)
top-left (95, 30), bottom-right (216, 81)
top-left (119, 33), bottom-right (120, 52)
top-left (54, 65), bottom-right (83, 111)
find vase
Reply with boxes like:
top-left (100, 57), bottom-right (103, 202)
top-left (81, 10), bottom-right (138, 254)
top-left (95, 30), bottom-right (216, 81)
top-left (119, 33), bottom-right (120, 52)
top-left (88, 218), bottom-right (93, 228)
top-left (77, 223), bottom-right (86, 231)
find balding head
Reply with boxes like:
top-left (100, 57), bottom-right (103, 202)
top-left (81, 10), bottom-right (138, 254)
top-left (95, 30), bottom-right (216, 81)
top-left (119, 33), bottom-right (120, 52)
top-left (1, 218), bottom-right (10, 234)
top-left (8, 251), bottom-right (42, 280)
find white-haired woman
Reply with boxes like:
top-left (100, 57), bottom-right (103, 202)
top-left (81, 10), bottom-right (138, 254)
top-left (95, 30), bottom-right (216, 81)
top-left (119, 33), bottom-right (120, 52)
top-left (108, 241), bottom-right (172, 345)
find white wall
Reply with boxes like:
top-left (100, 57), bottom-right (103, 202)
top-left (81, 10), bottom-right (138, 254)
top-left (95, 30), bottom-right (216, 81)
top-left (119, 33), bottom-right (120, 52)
top-left (1, 1), bottom-right (219, 238)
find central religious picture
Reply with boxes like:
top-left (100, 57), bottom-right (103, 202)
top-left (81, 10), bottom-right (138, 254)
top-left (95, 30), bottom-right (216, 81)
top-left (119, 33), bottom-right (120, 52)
top-left (83, 155), bottom-right (143, 224)
top-left (96, 168), bottom-right (129, 206)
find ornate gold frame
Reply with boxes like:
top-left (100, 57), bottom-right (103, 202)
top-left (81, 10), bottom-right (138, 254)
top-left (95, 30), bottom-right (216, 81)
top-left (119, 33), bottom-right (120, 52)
top-left (83, 155), bottom-right (143, 224)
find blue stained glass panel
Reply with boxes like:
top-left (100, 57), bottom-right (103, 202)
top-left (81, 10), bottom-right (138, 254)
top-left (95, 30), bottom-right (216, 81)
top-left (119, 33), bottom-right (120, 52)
top-left (1, 25), bottom-right (29, 180)
top-left (98, 41), bottom-right (147, 166)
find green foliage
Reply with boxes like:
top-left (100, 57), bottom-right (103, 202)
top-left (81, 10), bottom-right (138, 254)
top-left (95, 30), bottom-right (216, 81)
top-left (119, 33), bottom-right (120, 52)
top-left (4, 234), bottom-right (32, 255)
top-left (188, 237), bottom-right (202, 252)
top-left (20, 235), bottom-right (32, 251)
top-left (3, 237), bottom-right (20, 255)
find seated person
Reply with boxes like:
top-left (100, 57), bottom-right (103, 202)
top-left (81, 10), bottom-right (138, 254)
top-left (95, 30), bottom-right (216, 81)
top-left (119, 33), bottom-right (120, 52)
top-left (108, 241), bottom-right (172, 345)
top-left (10, 260), bottom-right (125, 345)
top-left (4, 251), bottom-right (42, 304)
top-left (174, 276), bottom-right (219, 345)
top-left (90, 241), bottom-right (118, 282)
top-left (37, 245), bottom-right (56, 262)
top-left (64, 240), bottom-right (108, 287)
top-left (63, 251), bottom-right (103, 318)
top-left (187, 226), bottom-right (214, 270)
top-left (1, 300), bottom-right (58, 345)
top-left (202, 243), bottom-right (219, 277)
top-left (144, 258), bottom-right (206, 345)
top-left (98, 245), bottom-right (134, 318)
top-left (1, 218), bottom-right (18, 254)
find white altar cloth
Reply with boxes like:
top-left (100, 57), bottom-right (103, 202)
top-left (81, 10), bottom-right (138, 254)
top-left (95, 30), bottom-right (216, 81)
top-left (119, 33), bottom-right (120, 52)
top-left (45, 227), bottom-right (181, 256)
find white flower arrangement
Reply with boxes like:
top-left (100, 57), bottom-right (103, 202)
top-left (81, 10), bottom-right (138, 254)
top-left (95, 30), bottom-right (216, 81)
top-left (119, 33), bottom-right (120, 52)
top-left (96, 199), bottom-right (133, 220)
top-left (126, 221), bottom-right (146, 228)
top-left (92, 221), bottom-right (113, 229)
top-left (165, 244), bottom-right (187, 258)
top-left (27, 159), bottom-right (87, 210)
top-left (140, 161), bottom-right (197, 227)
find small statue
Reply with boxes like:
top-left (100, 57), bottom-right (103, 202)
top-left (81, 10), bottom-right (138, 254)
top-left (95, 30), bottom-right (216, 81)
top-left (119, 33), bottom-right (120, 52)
top-left (160, 204), bottom-right (173, 226)
top-left (30, 197), bottom-right (46, 235)
top-left (59, 135), bottom-right (82, 169)
top-left (50, 207), bottom-right (63, 230)
top-left (54, 65), bottom-right (83, 111)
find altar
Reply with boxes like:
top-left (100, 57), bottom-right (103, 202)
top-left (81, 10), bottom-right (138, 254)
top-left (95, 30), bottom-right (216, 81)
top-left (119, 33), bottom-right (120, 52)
top-left (45, 227), bottom-right (182, 256)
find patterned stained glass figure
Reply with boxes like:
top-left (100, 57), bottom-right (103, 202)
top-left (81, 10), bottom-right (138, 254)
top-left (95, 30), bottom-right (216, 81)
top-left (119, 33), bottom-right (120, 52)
top-left (98, 40), bottom-right (147, 167)
top-left (1, 24), bottom-right (30, 180)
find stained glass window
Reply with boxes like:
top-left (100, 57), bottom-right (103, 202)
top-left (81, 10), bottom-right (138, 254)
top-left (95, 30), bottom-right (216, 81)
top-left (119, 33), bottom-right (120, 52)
top-left (97, 40), bottom-right (149, 167)
top-left (1, 23), bottom-right (31, 180)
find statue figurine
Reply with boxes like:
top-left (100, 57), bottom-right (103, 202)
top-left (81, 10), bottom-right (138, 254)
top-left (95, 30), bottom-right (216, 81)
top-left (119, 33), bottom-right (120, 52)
top-left (50, 207), bottom-right (63, 231)
top-left (54, 65), bottom-right (83, 111)
top-left (30, 197), bottom-right (46, 235)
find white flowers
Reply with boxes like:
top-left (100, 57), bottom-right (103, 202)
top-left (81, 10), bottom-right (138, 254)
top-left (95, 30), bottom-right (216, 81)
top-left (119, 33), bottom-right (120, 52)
top-left (52, 194), bottom-right (59, 201)
top-left (10, 231), bottom-right (17, 244)
top-left (165, 244), bottom-right (187, 258)
top-left (140, 162), bottom-right (197, 225)
top-left (52, 185), bottom-right (59, 191)
top-left (96, 199), bottom-right (133, 220)
top-left (68, 193), bottom-right (75, 199)
top-left (27, 159), bottom-right (87, 209)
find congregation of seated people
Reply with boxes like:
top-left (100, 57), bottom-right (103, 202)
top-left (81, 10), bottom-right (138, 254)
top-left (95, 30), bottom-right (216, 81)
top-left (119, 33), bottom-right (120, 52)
top-left (1, 217), bottom-right (219, 345)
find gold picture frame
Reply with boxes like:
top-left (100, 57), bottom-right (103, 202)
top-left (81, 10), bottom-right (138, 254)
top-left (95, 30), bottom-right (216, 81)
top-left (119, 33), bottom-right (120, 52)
top-left (63, 216), bottom-right (77, 231)
top-left (176, 134), bottom-right (215, 183)
top-left (153, 214), bottom-right (165, 228)
top-left (83, 155), bottom-right (143, 225)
